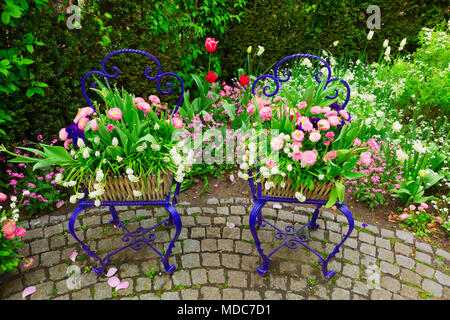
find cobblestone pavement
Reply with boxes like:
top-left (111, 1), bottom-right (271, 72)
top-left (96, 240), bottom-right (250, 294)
top-left (1, 197), bottom-right (449, 300)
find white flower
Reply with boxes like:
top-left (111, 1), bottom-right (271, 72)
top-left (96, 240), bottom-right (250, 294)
top-left (151, 143), bottom-right (161, 151)
top-left (295, 192), bottom-right (306, 202)
top-left (95, 151), bottom-right (100, 157)
top-left (128, 174), bottom-right (139, 183)
top-left (237, 171), bottom-right (249, 180)
top-left (116, 156), bottom-right (123, 162)
top-left (154, 123), bottom-right (160, 130)
top-left (301, 58), bottom-right (312, 68)
top-left (383, 39), bottom-right (389, 48)
top-left (95, 199), bottom-right (101, 207)
top-left (418, 169), bottom-right (427, 178)
top-left (367, 30), bottom-right (374, 40)
top-left (22, 190), bottom-right (30, 196)
top-left (94, 136), bottom-right (100, 144)
top-left (400, 38), bottom-right (407, 48)
top-left (77, 138), bottom-right (85, 148)
top-left (318, 174), bottom-right (325, 180)
top-left (126, 168), bottom-right (134, 175)
top-left (412, 141), bottom-right (427, 154)
top-left (376, 110), bottom-right (384, 117)
top-left (10, 202), bottom-right (16, 209)
top-left (392, 121), bottom-right (402, 132)
top-left (96, 169), bottom-right (104, 183)
top-left (133, 190), bottom-right (142, 197)
top-left (384, 46), bottom-right (391, 56)
top-left (286, 164), bottom-right (293, 172)
top-left (11, 196), bottom-right (17, 202)
top-left (55, 173), bottom-right (63, 182)
top-left (70, 195), bottom-right (78, 203)
top-left (112, 137), bottom-right (119, 146)
top-left (13, 213), bottom-right (19, 220)
top-left (76, 193), bottom-right (85, 199)
top-left (396, 149), bottom-right (408, 162)
top-left (247, 46), bottom-right (252, 54)
top-left (82, 147), bottom-right (90, 158)
top-left (280, 182), bottom-right (286, 188)
top-left (333, 40), bottom-right (339, 47)
top-left (256, 45), bottom-right (264, 56)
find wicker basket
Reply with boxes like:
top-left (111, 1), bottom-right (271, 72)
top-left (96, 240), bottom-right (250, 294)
top-left (85, 173), bottom-right (172, 201)
top-left (260, 178), bottom-right (334, 201)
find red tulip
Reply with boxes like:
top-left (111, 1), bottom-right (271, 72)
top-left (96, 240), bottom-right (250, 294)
top-left (239, 74), bottom-right (250, 85)
top-left (205, 71), bottom-right (218, 83)
top-left (205, 37), bottom-right (218, 53)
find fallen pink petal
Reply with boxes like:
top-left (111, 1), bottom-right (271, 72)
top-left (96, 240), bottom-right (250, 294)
top-left (106, 267), bottom-right (117, 277)
top-left (116, 281), bottom-right (129, 290)
top-left (107, 276), bottom-right (121, 288)
top-left (226, 222), bottom-right (235, 229)
top-left (22, 286), bottom-right (36, 298)
top-left (69, 251), bottom-right (78, 262)
top-left (273, 204), bottom-right (282, 209)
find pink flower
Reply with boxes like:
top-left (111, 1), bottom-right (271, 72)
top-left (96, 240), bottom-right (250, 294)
top-left (270, 137), bottom-right (284, 151)
top-left (78, 117), bottom-right (89, 130)
top-left (328, 115), bottom-right (341, 126)
top-left (0, 193), bottom-right (6, 201)
top-left (399, 213), bottom-right (409, 220)
top-left (266, 159), bottom-right (276, 168)
top-left (106, 124), bottom-right (115, 131)
top-left (91, 119), bottom-right (98, 131)
top-left (339, 110), bottom-right (350, 120)
top-left (325, 132), bottom-right (335, 139)
top-left (297, 117), bottom-right (314, 131)
top-left (273, 96), bottom-right (281, 103)
top-left (10, 179), bottom-right (17, 186)
top-left (301, 150), bottom-right (317, 166)
top-left (360, 151), bottom-right (372, 166)
top-left (148, 95), bottom-right (160, 104)
top-left (292, 130), bottom-right (304, 142)
top-left (64, 139), bottom-right (73, 150)
top-left (205, 37), bottom-right (219, 52)
top-left (368, 138), bottom-right (380, 152)
top-left (436, 216), bottom-right (442, 224)
top-left (202, 114), bottom-right (213, 122)
top-left (133, 97), bottom-right (145, 106)
top-left (246, 103), bottom-right (255, 114)
top-left (309, 130), bottom-right (321, 143)
top-left (15, 227), bottom-right (26, 237)
top-left (79, 107), bottom-right (94, 118)
top-left (56, 200), bottom-right (64, 208)
top-left (171, 116), bottom-right (184, 129)
top-left (310, 106), bottom-right (322, 114)
top-left (259, 106), bottom-right (273, 121)
top-left (3, 221), bottom-right (16, 239)
top-left (107, 108), bottom-right (123, 121)
top-left (352, 138), bottom-right (362, 146)
top-left (297, 101), bottom-right (307, 109)
top-left (324, 151), bottom-right (338, 161)
top-left (23, 258), bottom-right (34, 269)
top-left (409, 204), bottom-right (416, 211)
top-left (317, 119), bottom-right (330, 131)
top-left (292, 152), bottom-right (302, 161)
top-left (420, 203), bottom-right (428, 209)
top-left (59, 128), bottom-right (68, 141)
top-left (137, 102), bottom-right (151, 114)
top-left (324, 111), bottom-right (338, 117)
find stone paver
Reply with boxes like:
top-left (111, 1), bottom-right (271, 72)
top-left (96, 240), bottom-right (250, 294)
top-left (1, 200), bottom-right (448, 301)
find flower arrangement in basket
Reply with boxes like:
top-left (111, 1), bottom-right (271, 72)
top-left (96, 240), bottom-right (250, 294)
top-left (238, 71), bottom-right (371, 207)
top-left (1, 79), bottom-right (194, 206)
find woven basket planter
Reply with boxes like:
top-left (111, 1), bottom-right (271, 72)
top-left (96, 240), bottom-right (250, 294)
top-left (85, 173), bottom-right (172, 201)
top-left (260, 178), bottom-right (334, 201)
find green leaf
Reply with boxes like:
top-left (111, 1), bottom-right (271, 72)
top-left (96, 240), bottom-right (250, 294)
top-left (335, 181), bottom-right (345, 203)
top-left (325, 187), bottom-right (338, 208)
top-left (1, 12), bottom-right (10, 25)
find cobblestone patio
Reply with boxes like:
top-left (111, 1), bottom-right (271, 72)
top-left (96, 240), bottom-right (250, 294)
top-left (1, 198), bottom-right (449, 300)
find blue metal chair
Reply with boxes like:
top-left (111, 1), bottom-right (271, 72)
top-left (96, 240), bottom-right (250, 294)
top-left (68, 49), bottom-right (184, 275)
top-left (247, 54), bottom-right (355, 278)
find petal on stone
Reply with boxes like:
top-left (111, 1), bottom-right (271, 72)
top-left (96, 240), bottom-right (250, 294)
top-left (116, 281), bottom-right (129, 290)
top-left (106, 267), bottom-right (117, 277)
top-left (107, 276), bottom-right (120, 288)
top-left (22, 286), bottom-right (36, 298)
top-left (69, 251), bottom-right (78, 262)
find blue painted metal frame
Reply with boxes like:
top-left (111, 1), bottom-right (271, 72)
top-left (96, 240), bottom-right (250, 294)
top-left (247, 54), bottom-right (354, 279)
top-left (69, 49), bottom-right (184, 276)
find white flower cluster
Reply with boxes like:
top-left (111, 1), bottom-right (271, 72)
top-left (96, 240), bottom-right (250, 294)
top-left (126, 167), bottom-right (139, 183)
top-left (170, 144), bottom-right (194, 183)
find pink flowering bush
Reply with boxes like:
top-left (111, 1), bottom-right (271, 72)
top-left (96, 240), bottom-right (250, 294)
top-left (397, 203), bottom-right (435, 238)
top-left (347, 141), bottom-right (405, 209)
top-left (0, 193), bottom-right (34, 276)
top-left (0, 136), bottom-right (67, 218)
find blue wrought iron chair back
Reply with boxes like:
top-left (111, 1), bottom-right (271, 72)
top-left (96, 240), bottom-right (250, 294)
top-left (80, 49), bottom-right (185, 203)
top-left (248, 53), bottom-right (351, 201)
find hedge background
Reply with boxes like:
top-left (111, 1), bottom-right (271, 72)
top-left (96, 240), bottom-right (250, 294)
top-left (1, 0), bottom-right (449, 148)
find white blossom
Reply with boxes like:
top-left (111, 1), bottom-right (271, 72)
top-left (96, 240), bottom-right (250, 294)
top-left (112, 137), bottom-right (119, 146)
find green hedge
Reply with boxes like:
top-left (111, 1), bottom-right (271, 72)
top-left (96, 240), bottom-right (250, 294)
top-left (1, 0), bottom-right (448, 149)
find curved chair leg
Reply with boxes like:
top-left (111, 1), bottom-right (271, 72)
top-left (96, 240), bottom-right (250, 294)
top-left (320, 202), bottom-right (354, 278)
top-left (249, 199), bottom-right (270, 276)
top-left (308, 204), bottom-right (322, 231)
top-left (161, 204), bottom-right (182, 274)
top-left (108, 205), bottom-right (120, 228)
top-left (69, 205), bottom-right (105, 275)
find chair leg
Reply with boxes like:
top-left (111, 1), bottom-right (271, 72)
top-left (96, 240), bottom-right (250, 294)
top-left (248, 199), bottom-right (270, 276)
top-left (161, 203), bottom-right (182, 274)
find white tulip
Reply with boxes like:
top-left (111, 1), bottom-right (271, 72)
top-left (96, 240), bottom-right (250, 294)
top-left (367, 30), bottom-right (374, 40)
